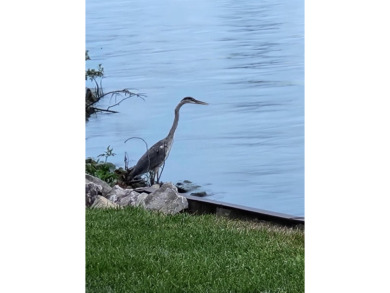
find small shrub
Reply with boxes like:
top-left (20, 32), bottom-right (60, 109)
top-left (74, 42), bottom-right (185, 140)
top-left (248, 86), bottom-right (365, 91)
top-left (86, 146), bottom-right (118, 186)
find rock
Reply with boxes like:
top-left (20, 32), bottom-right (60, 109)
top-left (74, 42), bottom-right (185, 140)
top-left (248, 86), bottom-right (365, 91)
top-left (176, 186), bottom-right (186, 193)
top-left (85, 178), bottom-right (188, 214)
top-left (151, 184), bottom-right (161, 189)
top-left (90, 196), bottom-right (120, 209)
top-left (134, 186), bottom-right (159, 194)
top-left (85, 174), bottom-right (112, 197)
top-left (190, 191), bottom-right (208, 197)
top-left (86, 182), bottom-right (103, 207)
top-left (107, 185), bottom-right (134, 203)
top-left (175, 180), bottom-right (201, 193)
top-left (139, 182), bottom-right (188, 214)
top-left (118, 190), bottom-right (141, 206)
top-left (135, 192), bottom-right (149, 207)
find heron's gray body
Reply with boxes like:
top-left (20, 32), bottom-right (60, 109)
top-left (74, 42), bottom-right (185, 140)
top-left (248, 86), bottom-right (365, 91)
top-left (128, 97), bottom-right (208, 183)
top-left (129, 136), bottom-right (173, 178)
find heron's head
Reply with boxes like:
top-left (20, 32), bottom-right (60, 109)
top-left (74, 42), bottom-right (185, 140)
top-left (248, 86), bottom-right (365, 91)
top-left (181, 97), bottom-right (209, 105)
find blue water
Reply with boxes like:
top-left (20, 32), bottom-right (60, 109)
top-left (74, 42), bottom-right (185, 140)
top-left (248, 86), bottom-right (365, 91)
top-left (86, 0), bottom-right (304, 216)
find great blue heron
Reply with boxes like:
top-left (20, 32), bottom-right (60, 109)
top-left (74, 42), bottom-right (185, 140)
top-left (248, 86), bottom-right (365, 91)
top-left (128, 97), bottom-right (208, 184)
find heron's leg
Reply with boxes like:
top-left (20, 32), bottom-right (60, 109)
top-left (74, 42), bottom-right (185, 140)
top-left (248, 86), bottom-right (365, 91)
top-left (154, 167), bottom-right (160, 184)
top-left (148, 170), bottom-right (155, 186)
top-left (156, 161), bottom-right (165, 184)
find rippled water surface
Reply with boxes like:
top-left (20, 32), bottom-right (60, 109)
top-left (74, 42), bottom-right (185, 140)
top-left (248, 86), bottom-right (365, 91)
top-left (86, 0), bottom-right (304, 216)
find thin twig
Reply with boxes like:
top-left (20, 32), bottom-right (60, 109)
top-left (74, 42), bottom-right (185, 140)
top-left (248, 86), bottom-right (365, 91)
top-left (91, 107), bottom-right (118, 114)
top-left (124, 136), bottom-right (150, 171)
top-left (107, 96), bottom-right (132, 110)
top-left (124, 136), bottom-right (154, 185)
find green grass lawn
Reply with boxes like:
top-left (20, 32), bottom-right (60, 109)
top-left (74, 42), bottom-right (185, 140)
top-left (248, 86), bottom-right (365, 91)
top-left (86, 207), bottom-right (304, 293)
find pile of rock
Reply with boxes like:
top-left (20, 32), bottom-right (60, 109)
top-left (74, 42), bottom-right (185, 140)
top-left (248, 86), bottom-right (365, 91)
top-left (85, 174), bottom-right (188, 215)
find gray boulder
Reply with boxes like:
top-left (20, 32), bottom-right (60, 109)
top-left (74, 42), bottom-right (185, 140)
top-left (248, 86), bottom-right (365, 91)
top-left (107, 185), bottom-right (139, 204)
top-left (91, 195), bottom-right (120, 209)
top-left (134, 185), bottom-right (160, 194)
top-left (85, 174), bottom-right (112, 197)
top-left (107, 185), bottom-right (128, 202)
top-left (138, 182), bottom-right (188, 214)
top-left (135, 192), bottom-right (149, 207)
top-left (118, 190), bottom-right (141, 207)
top-left (86, 182), bottom-right (103, 207)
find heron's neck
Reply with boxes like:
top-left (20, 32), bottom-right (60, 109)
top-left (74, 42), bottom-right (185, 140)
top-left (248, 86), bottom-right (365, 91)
top-left (167, 102), bottom-right (184, 139)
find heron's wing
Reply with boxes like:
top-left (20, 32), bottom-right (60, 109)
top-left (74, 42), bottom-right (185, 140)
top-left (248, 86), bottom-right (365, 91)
top-left (130, 138), bottom-right (169, 177)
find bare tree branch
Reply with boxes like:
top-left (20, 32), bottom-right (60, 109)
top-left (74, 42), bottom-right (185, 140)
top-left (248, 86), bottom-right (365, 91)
top-left (92, 107), bottom-right (119, 114)
top-left (86, 86), bottom-right (146, 120)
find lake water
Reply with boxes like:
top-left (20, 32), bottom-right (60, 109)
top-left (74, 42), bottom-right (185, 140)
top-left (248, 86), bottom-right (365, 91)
top-left (86, 0), bottom-right (304, 217)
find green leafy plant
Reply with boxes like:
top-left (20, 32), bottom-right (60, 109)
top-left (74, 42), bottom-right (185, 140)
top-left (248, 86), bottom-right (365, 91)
top-left (86, 146), bottom-right (118, 185)
top-left (97, 145), bottom-right (116, 163)
top-left (85, 50), bottom-right (104, 81)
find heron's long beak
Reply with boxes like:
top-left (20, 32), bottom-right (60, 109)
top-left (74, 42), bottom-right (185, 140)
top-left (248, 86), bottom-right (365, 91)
top-left (195, 99), bottom-right (209, 105)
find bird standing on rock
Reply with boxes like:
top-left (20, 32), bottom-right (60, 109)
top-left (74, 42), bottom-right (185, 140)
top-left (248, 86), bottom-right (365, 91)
top-left (128, 97), bottom-right (208, 184)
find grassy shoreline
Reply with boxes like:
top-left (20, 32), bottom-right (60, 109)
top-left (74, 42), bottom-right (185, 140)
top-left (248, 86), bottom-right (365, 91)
top-left (86, 207), bottom-right (304, 292)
